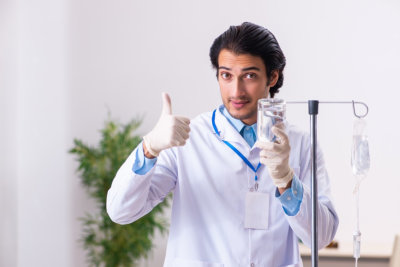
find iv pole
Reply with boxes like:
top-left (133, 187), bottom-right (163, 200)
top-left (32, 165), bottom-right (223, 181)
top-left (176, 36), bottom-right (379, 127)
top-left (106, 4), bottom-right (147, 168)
top-left (309, 100), bottom-right (319, 267)
top-left (286, 100), bottom-right (369, 267)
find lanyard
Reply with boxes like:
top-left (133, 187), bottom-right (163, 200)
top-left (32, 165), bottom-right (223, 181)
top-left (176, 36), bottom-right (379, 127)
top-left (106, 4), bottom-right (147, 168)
top-left (212, 109), bottom-right (261, 190)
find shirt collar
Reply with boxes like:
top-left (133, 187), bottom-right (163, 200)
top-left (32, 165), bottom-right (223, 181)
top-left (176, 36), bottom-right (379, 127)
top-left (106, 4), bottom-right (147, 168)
top-left (220, 105), bottom-right (257, 135)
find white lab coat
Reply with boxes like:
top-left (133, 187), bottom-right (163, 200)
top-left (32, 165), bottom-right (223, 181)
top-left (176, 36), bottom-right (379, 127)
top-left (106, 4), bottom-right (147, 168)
top-left (107, 107), bottom-right (339, 267)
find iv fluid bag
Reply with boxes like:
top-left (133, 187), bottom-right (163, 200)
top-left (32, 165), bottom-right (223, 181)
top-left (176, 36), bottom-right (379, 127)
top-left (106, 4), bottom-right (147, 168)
top-left (351, 118), bottom-right (370, 177)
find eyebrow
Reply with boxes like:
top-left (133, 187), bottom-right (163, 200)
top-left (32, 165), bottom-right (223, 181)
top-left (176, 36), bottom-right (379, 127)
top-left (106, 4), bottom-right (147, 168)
top-left (218, 66), bottom-right (261, 72)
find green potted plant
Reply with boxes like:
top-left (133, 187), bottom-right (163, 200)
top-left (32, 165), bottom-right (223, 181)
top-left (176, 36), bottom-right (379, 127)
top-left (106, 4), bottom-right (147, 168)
top-left (70, 118), bottom-right (169, 267)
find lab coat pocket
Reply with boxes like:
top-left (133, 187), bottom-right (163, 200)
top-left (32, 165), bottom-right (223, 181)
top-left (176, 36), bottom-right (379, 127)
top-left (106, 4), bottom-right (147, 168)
top-left (172, 258), bottom-right (224, 267)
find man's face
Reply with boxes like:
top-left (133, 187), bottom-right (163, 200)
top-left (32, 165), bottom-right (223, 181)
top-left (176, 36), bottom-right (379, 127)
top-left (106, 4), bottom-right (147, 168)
top-left (217, 49), bottom-right (278, 125)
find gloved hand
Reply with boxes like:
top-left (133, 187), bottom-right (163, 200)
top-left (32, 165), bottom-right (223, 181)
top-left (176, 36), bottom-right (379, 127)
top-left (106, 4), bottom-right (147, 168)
top-left (143, 92), bottom-right (191, 157)
top-left (255, 124), bottom-right (294, 188)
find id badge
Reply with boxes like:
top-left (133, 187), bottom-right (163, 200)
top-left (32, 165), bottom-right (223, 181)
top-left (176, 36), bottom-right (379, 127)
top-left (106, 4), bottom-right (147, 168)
top-left (244, 191), bottom-right (269, 230)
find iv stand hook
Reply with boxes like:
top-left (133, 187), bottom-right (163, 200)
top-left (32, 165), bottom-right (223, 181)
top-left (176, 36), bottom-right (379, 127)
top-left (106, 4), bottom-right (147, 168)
top-left (352, 101), bottom-right (369, 119)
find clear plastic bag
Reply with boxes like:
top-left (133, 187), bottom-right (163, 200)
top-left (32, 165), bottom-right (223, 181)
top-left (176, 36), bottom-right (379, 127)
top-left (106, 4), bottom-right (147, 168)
top-left (351, 118), bottom-right (370, 179)
top-left (351, 118), bottom-right (370, 267)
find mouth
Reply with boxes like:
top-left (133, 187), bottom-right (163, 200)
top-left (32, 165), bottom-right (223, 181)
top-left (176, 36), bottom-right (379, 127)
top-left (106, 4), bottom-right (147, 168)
top-left (230, 99), bottom-right (250, 109)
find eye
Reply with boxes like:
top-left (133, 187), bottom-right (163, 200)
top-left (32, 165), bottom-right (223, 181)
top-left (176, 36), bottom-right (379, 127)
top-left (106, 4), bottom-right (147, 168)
top-left (220, 72), bottom-right (232, 79)
top-left (245, 73), bottom-right (257, 79)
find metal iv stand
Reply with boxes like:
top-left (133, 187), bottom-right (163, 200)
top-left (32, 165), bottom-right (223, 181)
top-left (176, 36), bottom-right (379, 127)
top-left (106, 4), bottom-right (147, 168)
top-left (286, 100), bottom-right (369, 267)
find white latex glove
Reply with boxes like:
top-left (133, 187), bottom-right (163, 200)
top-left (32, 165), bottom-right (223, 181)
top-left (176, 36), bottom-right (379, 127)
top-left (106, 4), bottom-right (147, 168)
top-left (143, 92), bottom-right (190, 157)
top-left (255, 124), bottom-right (294, 188)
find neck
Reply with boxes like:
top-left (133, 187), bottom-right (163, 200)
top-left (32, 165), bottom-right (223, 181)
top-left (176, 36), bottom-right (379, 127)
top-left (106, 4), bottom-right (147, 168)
top-left (241, 117), bottom-right (257, 126)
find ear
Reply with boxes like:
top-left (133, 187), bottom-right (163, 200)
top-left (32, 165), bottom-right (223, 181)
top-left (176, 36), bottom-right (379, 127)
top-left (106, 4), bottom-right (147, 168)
top-left (267, 70), bottom-right (279, 88)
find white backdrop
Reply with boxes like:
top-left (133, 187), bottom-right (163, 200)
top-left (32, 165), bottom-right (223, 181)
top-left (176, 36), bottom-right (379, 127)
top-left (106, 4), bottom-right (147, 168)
top-left (1, 0), bottom-right (400, 266)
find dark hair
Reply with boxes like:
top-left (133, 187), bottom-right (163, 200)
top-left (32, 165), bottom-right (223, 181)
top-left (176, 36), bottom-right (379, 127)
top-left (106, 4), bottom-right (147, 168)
top-left (209, 22), bottom-right (286, 98)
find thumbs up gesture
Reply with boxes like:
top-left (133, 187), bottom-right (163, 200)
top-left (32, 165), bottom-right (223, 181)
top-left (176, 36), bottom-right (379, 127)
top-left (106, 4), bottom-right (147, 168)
top-left (143, 92), bottom-right (191, 157)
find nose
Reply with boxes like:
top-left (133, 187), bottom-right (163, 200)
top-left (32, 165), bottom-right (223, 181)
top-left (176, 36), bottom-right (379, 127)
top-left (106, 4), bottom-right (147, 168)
top-left (231, 78), bottom-right (246, 97)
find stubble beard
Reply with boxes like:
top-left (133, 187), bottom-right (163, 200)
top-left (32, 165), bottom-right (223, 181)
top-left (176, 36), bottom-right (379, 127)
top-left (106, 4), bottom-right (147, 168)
top-left (225, 101), bottom-right (257, 124)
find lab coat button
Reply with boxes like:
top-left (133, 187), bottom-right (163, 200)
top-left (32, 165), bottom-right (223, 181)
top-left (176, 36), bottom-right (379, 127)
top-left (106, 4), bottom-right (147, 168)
top-left (250, 263), bottom-right (255, 267)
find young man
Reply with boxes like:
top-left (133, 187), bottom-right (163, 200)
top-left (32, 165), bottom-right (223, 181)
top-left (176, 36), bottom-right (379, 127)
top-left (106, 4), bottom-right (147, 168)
top-left (107, 22), bottom-right (338, 267)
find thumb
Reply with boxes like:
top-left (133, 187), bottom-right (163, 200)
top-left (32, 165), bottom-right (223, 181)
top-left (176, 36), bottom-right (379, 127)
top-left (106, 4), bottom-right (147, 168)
top-left (161, 92), bottom-right (172, 115)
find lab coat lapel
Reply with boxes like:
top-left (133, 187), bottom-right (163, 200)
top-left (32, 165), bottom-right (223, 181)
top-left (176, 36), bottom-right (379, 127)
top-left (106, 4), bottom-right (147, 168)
top-left (214, 108), bottom-right (248, 147)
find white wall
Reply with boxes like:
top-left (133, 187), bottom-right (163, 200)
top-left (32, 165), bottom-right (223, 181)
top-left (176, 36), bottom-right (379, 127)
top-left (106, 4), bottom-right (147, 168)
top-left (1, 0), bottom-right (400, 266)
top-left (1, 0), bottom-right (73, 266)
top-left (15, 0), bottom-right (71, 265)
top-left (0, 0), bottom-right (18, 266)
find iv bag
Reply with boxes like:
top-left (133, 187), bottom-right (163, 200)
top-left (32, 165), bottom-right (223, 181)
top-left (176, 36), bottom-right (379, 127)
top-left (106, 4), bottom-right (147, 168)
top-left (351, 118), bottom-right (370, 267)
top-left (351, 118), bottom-right (370, 177)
